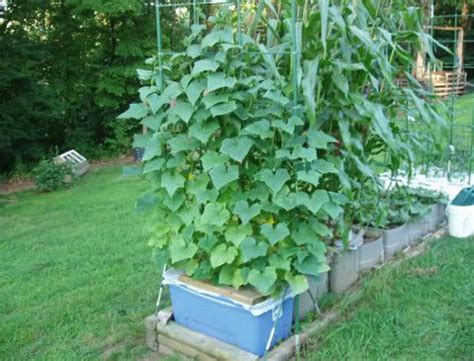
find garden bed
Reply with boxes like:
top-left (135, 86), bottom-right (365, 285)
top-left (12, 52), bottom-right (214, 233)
top-left (145, 227), bottom-right (447, 360)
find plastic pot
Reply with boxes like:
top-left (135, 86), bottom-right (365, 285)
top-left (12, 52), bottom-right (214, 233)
top-left (299, 254), bottom-right (332, 320)
top-left (329, 248), bottom-right (360, 294)
top-left (427, 204), bottom-right (438, 232)
top-left (298, 272), bottom-right (328, 320)
top-left (359, 228), bottom-right (384, 271)
top-left (383, 223), bottom-right (408, 259)
top-left (407, 216), bottom-right (428, 245)
top-left (435, 202), bottom-right (447, 224)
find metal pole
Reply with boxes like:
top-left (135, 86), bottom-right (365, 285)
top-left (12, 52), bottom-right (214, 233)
top-left (155, 0), bottom-right (164, 92)
top-left (469, 108), bottom-right (474, 184)
top-left (193, 0), bottom-right (198, 25)
top-left (236, 0), bottom-right (243, 47)
top-left (294, 294), bottom-right (300, 360)
top-left (291, 0), bottom-right (299, 115)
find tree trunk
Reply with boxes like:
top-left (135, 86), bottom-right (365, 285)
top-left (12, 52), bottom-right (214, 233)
top-left (415, 0), bottom-right (431, 80)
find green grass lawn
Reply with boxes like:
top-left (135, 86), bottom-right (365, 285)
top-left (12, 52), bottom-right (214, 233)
top-left (1, 167), bottom-right (473, 360)
top-left (0, 167), bottom-right (159, 360)
top-left (304, 236), bottom-right (474, 361)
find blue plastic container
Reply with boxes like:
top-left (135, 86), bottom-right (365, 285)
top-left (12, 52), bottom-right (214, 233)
top-left (168, 283), bottom-right (294, 356)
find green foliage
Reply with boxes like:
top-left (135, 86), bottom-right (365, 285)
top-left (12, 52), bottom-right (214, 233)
top-left (127, 13), bottom-right (344, 296)
top-left (127, 1), bottom-right (444, 297)
top-left (32, 159), bottom-right (73, 192)
top-left (0, 1), bottom-right (188, 172)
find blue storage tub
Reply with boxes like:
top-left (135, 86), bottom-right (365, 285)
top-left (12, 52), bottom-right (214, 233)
top-left (164, 270), bottom-right (294, 357)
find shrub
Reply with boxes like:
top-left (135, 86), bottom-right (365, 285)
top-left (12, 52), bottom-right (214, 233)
top-left (33, 159), bottom-right (73, 192)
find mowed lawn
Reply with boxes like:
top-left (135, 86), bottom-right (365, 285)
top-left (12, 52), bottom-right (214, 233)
top-left (304, 236), bottom-right (474, 361)
top-left (1, 166), bottom-right (473, 360)
top-left (0, 167), bottom-right (159, 360)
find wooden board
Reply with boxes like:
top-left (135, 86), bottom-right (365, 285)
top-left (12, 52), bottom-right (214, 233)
top-left (156, 321), bottom-right (259, 361)
top-left (178, 275), bottom-right (266, 306)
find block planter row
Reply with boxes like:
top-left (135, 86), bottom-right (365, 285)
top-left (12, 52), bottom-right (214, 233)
top-left (326, 202), bottom-right (446, 296)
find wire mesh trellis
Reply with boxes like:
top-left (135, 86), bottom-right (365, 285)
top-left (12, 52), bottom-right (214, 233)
top-left (152, 0), bottom-right (304, 353)
top-left (406, 12), bottom-right (474, 185)
top-left (153, 0), bottom-right (300, 114)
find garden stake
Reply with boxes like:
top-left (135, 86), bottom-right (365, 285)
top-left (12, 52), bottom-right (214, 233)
top-left (294, 294), bottom-right (300, 360)
top-left (154, 264), bottom-right (167, 316)
top-left (307, 288), bottom-right (321, 315)
top-left (262, 301), bottom-right (283, 360)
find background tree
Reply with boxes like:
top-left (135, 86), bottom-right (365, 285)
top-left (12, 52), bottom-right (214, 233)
top-left (0, 0), bottom-right (185, 173)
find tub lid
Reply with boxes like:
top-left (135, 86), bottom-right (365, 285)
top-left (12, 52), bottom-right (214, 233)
top-left (162, 268), bottom-right (292, 317)
top-left (451, 187), bottom-right (474, 206)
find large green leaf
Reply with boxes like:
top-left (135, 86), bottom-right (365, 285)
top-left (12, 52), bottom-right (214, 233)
top-left (313, 159), bottom-right (338, 174)
top-left (185, 79), bottom-right (206, 106)
top-left (201, 203), bottom-right (230, 227)
top-left (161, 172), bottom-right (185, 197)
top-left (247, 267), bottom-right (277, 294)
top-left (297, 170), bottom-right (321, 187)
top-left (233, 200), bottom-right (261, 225)
top-left (142, 136), bottom-right (161, 161)
top-left (307, 128), bottom-right (337, 149)
top-left (198, 235), bottom-right (218, 252)
top-left (259, 168), bottom-right (290, 194)
top-left (170, 237), bottom-right (198, 263)
top-left (319, 0), bottom-right (329, 52)
top-left (243, 120), bottom-right (273, 139)
top-left (174, 101), bottom-right (194, 123)
top-left (240, 237), bottom-right (268, 263)
top-left (203, 94), bottom-right (229, 109)
top-left (192, 59), bottom-right (219, 76)
top-left (167, 135), bottom-right (200, 154)
top-left (117, 103), bottom-right (147, 120)
top-left (210, 244), bottom-right (238, 268)
top-left (363, 101), bottom-right (397, 151)
top-left (143, 159), bottom-right (165, 174)
top-left (305, 190), bottom-right (330, 215)
top-left (302, 59), bottom-right (319, 124)
top-left (147, 93), bottom-right (163, 114)
top-left (225, 224), bottom-right (253, 246)
top-left (261, 223), bottom-right (290, 245)
top-left (162, 192), bottom-right (185, 212)
top-left (201, 151), bottom-right (229, 171)
top-left (186, 44), bottom-right (202, 59)
top-left (137, 69), bottom-right (153, 81)
top-left (220, 137), bottom-right (253, 163)
top-left (333, 70), bottom-right (349, 96)
top-left (210, 101), bottom-right (237, 117)
top-left (284, 272), bottom-right (309, 295)
top-left (207, 72), bottom-right (237, 92)
top-left (291, 223), bottom-right (316, 246)
top-left (209, 164), bottom-right (239, 190)
top-left (189, 121), bottom-right (219, 144)
top-left (269, 254), bottom-right (291, 271)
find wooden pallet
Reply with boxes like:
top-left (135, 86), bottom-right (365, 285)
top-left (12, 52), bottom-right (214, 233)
top-left (395, 71), bottom-right (468, 98)
top-left (430, 71), bottom-right (467, 97)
